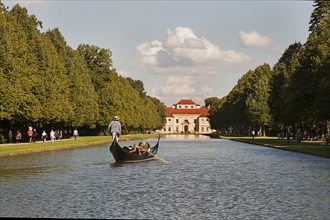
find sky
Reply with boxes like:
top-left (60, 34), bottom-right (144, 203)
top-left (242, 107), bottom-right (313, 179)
top-left (3, 0), bottom-right (315, 106)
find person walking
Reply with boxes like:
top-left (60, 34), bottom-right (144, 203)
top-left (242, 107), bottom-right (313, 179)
top-left (108, 116), bottom-right (121, 141)
top-left (16, 130), bottom-right (22, 143)
top-left (251, 129), bottom-right (255, 139)
top-left (41, 130), bottom-right (47, 143)
top-left (32, 129), bottom-right (38, 143)
top-left (50, 130), bottom-right (55, 144)
top-left (27, 127), bottom-right (33, 143)
top-left (287, 128), bottom-right (291, 145)
top-left (73, 129), bottom-right (79, 140)
top-left (296, 129), bottom-right (302, 144)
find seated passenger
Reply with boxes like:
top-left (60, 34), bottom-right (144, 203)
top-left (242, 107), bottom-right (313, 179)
top-left (139, 141), bottom-right (150, 154)
top-left (129, 144), bottom-right (139, 154)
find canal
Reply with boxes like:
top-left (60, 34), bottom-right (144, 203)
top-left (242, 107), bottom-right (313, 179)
top-left (1, 135), bottom-right (329, 219)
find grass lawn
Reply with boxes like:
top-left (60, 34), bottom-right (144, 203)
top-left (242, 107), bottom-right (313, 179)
top-left (220, 135), bottom-right (330, 158)
top-left (0, 133), bottom-right (160, 157)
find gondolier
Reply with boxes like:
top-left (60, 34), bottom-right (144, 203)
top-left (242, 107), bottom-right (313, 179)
top-left (108, 116), bottom-right (121, 141)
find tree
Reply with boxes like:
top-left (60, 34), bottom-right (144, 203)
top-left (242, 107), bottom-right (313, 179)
top-left (126, 77), bottom-right (146, 98)
top-left (245, 64), bottom-right (272, 136)
top-left (270, 42), bottom-right (303, 127)
top-left (46, 29), bottom-right (99, 127)
top-left (0, 2), bottom-right (166, 139)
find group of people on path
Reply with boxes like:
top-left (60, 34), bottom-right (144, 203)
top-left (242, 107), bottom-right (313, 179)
top-left (7, 127), bottom-right (79, 144)
top-left (251, 127), bottom-right (330, 146)
top-left (7, 129), bottom-right (29, 143)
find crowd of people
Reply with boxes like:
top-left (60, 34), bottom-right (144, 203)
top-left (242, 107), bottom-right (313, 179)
top-left (6, 127), bottom-right (79, 144)
top-left (276, 128), bottom-right (329, 145)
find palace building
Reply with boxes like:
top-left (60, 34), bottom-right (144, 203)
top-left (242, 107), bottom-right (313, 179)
top-left (160, 99), bottom-right (214, 134)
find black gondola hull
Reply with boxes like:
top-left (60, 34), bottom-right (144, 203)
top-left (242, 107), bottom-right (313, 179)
top-left (109, 135), bottom-right (160, 163)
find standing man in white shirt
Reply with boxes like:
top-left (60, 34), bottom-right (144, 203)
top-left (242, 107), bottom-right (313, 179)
top-left (108, 116), bottom-right (121, 141)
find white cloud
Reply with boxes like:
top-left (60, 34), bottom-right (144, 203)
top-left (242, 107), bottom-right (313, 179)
top-left (133, 26), bottom-right (251, 75)
top-left (155, 75), bottom-right (197, 96)
top-left (239, 30), bottom-right (273, 48)
top-left (151, 75), bottom-right (218, 105)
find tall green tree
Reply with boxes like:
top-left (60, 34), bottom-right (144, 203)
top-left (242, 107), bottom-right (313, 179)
top-left (270, 42), bottom-right (303, 127)
top-left (291, 0), bottom-right (330, 130)
top-left (245, 64), bottom-right (272, 136)
top-left (46, 29), bottom-right (99, 127)
top-left (77, 44), bottom-right (115, 129)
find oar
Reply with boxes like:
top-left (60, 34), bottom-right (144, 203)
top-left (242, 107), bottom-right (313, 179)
top-left (127, 140), bottom-right (169, 164)
top-left (138, 146), bottom-right (169, 164)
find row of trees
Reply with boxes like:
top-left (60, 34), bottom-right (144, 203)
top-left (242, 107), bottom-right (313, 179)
top-left (206, 0), bottom-right (329, 138)
top-left (0, 2), bottom-right (166, 142)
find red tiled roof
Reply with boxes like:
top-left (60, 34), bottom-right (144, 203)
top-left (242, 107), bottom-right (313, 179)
top-left (175, 99), bottom-right (197, 105)
top-left (165, 107), bottom-right (209, 117)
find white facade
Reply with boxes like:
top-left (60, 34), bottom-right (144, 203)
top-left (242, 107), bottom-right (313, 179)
top-left (160, 100), bottom-right (213, 134)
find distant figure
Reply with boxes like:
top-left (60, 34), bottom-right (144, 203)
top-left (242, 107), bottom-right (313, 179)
top-left (50, 130), bottom-right (55, 144)
top-left (303, 131), bottom-right (308, 140)
top-left (286, 129), bottom-right (291, 145)
top-left (296, 129), bottom-right (302, 144)
top-left (27, 127), bottom-right (33, 143)
top-left (251, 130), bottom-right (255, 139)
top-left (73, 129), bottom-right (79, 140)
top-left (32, 129), bottom-right (38, 143)
top-left (8, 130), bottom-right (13, 143)
top-left (41, 130), bottom-right (47, 144)
top-left (326, 130), bottom-right (329, 146)
top-left (16, 130), bottom-right (22, 143)
top-left (108, 116), bottom-right (121, 141)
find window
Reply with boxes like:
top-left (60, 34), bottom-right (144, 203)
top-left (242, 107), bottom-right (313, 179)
top-left (176, 119), bottom-right (179, 123)
top-left (185, 105), bottom-right (188, 108)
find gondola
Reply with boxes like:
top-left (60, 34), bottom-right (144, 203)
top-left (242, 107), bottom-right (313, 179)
top-left (109, 134), bottom-right (160, 163)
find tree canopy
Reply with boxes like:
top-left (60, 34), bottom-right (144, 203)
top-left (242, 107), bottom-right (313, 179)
top-left (0, 2), bottom-right (166, 141)
top-left (208, 0), bottom-right (329, 137)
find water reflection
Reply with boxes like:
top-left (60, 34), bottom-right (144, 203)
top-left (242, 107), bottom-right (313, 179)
top-left (164, 134), bottom-right (211, 139)
top-left (0, 136), bottom-right (329, 219)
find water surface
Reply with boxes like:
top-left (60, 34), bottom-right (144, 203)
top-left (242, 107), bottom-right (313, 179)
top-left (1, 136), bottom-right (329, 219)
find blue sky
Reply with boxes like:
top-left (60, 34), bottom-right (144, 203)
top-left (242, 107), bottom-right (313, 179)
top-left (4, 0), bottom-right (314, 106)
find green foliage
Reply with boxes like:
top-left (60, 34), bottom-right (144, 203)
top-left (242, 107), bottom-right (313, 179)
top-left (209, 64), bottom-right (272, 135)
top-left (126, 77), bottom-right (146, 98)
top-left (270, 42), bottom-right (302, 125)
top-left (0, 2), bottom-right (165, 139)
top-left (208, 0), bottom-right (329, 136)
